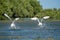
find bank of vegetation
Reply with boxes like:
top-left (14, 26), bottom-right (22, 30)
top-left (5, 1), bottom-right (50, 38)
top-left (0, 0), bottom-right (60, 21)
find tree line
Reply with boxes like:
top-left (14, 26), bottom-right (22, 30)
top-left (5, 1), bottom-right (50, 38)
top-left (0, 0), bottom-right (60, 20)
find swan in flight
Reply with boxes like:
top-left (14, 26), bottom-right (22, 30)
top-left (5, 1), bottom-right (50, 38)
top-left (31, 16), bottom-right (50, 26)
top-left (31, 17), bottom-right (42, 26)
top-left (4, 13), bottom-right (19, 29)
top-left (10, 18), bottom-right (19, 29)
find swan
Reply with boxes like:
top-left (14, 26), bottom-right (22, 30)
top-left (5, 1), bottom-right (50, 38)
top-left (10, 18), bottom-right (19, 29)
top-left (4, 14), bottom-right (19, 29)
top-left (31, 16), bottom-right (50, 26)
top-left (31, 17), bottom-right (42, 26)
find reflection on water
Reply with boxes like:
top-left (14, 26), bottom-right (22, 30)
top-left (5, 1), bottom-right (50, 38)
top-left (0, 21), bottom-right (60, 40)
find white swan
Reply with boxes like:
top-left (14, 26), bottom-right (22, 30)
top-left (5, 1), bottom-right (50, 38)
top-left (31, 17), bottom-right (42, 26)
top-left (4, 13), bottom-right (19, 29)
top-left (10, 18), bottom-right (19, 29)
top-left (31, 16), bottom-right (50, 26)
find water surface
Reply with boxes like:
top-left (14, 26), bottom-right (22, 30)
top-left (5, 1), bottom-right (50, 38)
top-left (0, 21), bottom-right (60, 40)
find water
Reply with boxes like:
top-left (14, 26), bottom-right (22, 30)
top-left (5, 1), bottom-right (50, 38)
top-left (0, 21), bottom-right (60, 40)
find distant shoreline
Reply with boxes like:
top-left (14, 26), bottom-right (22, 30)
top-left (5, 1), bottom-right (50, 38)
top-left (46, 19), bottom-right (60, 22)
top-left (0, 20), bottom-right (24, 23)
top-left (0, 19), bottom-right (60, 22)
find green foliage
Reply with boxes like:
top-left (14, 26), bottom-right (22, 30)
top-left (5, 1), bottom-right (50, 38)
top-left (0, 0), bottom-right (60, 20)
top-left (42, 8), bottom-right (60, 20)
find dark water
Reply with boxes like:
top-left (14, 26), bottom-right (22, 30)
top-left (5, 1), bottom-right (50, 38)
top-left (0, 21), bottom-right (60, 40)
